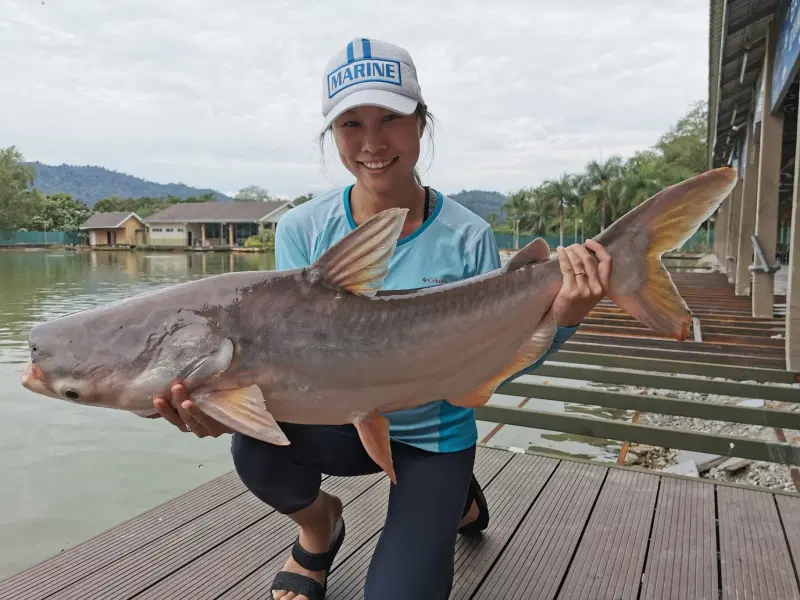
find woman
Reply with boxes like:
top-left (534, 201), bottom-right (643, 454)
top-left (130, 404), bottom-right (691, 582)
top-left (153, 38), bottom-right (611, 600)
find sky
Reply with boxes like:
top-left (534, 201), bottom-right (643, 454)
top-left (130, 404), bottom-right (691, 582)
top-left (2, 0), bottom-right (710, 200)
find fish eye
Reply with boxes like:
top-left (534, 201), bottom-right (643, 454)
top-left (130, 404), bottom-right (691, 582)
top-left (64, 389), bottom-right (79, 400)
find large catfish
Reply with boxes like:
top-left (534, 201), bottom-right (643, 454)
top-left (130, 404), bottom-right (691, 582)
top-left (22, 167), bottom-right (737, 482)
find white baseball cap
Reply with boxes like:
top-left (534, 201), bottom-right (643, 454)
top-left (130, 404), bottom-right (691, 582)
top-left (321, 37), bottom-right (425, 131)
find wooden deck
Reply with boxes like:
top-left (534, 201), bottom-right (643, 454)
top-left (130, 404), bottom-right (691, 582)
top-left (2, 446), bottom-right (799, 599)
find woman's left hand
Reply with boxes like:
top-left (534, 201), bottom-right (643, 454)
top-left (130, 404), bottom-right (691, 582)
top-left (551, 239), bottom-right (612, 327)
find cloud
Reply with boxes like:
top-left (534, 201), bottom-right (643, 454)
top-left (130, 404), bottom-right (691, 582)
top-left (2, 0), bottom-right (708, 199)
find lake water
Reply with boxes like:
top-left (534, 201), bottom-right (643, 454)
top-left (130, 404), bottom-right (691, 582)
top-left (0, 249), bottom-right (622, 578)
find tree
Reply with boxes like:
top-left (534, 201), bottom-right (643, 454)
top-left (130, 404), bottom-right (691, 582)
top-left (292, 193), bottom-right (314, 206)
top-left (235, 185), bottom-right (270, 202)
top-left (655, 100), bottom-right (707, 177)
top-left (584, 156), bottom-right (623, 232)
top-left (0, 146), bottom-right (44, 231)
top-left (540, 173), bottom-right (579, 246)
top-left (498, 100), bottom-right (711, 240)
top-left (29, 193), bottom-right (92, 231)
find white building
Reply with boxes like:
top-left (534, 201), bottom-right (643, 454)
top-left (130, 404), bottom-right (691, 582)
top-left (144, 200), bottom-right (293, 247)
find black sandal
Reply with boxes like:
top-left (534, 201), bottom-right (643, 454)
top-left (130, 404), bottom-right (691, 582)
top-left (458, 474), bottom-right (489, 536)
top-left (270, 516), bottom-right (346, 600)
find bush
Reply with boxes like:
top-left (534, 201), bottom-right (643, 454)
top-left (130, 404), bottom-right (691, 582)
top-left (244, 235), bottom-right (263, 248)
top-left (260, 229), bottom-right (275, 250)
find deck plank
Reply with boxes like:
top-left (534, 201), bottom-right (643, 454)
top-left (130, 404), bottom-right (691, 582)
top-left (718, 486), bottom-right (800, 599)
top-left (449, 453), bottom-right (560, 599)
top-left (473, 460), bottom-right (606, 599)
top-left (3, 446), bottom-right (800, 600)
top-left (219, 446), bottom-right (514, 600)
top-left (322, 451), bottom-right (559, 600)
top-left (775, 495), bottom-right (800, 590)
top-left (0, 470), bottom-right (247, 600)
top-left (47, 475), bottom-right (371, 600)
top-left (640, 477), bottom-right (718, 600)
top-left (134, 474), bottom-right (383, 600)
top-left (556, 467), bottom-right (659, 600)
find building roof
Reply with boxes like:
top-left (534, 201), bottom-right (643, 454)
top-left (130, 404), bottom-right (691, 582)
top-left (143, 200), bottom-right (293, 224)
top-left (707, 0), bottom-right (784, 168)
top-left (79, 212), bottom-right (144, 230)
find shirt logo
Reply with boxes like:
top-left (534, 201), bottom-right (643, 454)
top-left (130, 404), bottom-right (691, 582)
top-left (327, 59), bottom-right (402, 98)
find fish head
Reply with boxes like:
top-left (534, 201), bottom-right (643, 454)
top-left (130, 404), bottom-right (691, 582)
top-left (21, 302), bottom-right (235, 414)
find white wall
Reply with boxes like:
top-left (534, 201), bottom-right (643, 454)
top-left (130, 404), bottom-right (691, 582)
top-left (186, 223), bottom-right (203, 247)
top-left (263, 204), bottom-right (292, 226)
top-left (147, 223), bottom-right (188, 246)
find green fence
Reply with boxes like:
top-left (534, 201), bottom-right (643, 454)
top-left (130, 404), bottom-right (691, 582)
top-left (0, 231), bottom-right (79, 246)
top-left (494, 228), bottom-right (714, 252)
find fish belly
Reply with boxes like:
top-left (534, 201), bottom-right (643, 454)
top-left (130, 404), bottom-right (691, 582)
top-left (253, 270), bottom-right (556, 425)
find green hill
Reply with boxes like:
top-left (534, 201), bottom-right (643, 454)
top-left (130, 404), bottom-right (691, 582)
top-left (448, 189), bottom-right (507, 220)
top-left (25, 162), bottom-right (232, 206)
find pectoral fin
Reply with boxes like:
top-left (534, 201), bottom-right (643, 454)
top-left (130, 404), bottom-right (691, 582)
top-left (354, 412), bottom-right (396, 484)
top-left (193, 385), bottom-right (289, 446)
top-left (449, 312), bottom-right (559, 408)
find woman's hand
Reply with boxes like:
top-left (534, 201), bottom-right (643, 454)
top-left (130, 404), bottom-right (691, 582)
top-left (152, 384), bottom-right (234, 438)
top-left (551, 239), bottom-right (612, 327)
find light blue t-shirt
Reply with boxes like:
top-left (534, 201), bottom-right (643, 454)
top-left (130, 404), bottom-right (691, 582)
top-left (274, 185), bottom-right (576, 453)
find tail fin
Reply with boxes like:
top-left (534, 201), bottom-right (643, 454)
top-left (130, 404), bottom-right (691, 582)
top-left (594, 167), bottom-right (738, 340)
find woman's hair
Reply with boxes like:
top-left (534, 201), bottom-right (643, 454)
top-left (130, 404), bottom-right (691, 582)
top-left (317, 103), bottom-right (436, 184)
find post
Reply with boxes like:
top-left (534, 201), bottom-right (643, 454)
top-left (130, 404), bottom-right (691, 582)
top-left (736, 116), bottom-right (760, 295)
top-left (752, 22), bottom-right (784, 318)
top-left (715, 200), bottom-right (729, 270)
top-left (786, 103), bottom-right (800, 372)
top-left (228, 223), bottom-right (234, 246)
top-left (201, 223), bottom-right (206, 247)
top-left (726, 177), bottom-right (743, 283)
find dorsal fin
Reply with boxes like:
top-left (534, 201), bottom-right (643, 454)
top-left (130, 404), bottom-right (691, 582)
top-left (504, 237), bottom-right (551, 272)
top-left (305, 208), bottom-right (408, 297)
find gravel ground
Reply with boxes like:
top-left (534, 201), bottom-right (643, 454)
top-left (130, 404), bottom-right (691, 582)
top-left (588, 380), bottom-right (800, 493)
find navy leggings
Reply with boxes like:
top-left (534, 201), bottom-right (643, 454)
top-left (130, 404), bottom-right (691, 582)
top-left (231, 422), bottom-right (476, 599)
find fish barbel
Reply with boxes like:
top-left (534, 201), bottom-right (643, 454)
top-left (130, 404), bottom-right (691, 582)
top-left (21, 167), bottom-right (738, 482)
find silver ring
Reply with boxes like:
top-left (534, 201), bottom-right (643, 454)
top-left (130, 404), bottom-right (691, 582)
top-left (575, 271), bottom-right (587, 276)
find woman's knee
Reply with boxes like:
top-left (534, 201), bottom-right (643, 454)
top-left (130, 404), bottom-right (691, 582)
top-left (230, 432), bottom-right (285, 498)
top-left (230, 431), bottom-right (320, 513)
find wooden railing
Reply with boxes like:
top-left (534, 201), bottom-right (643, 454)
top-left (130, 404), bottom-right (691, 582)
top-left (474, 354), bottom-right (800, 467)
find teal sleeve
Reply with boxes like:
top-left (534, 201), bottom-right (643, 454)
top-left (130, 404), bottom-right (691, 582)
top-left (274, 218), bottom-right (310, 271)
top-left (468, 226), bottom-right (502, 276)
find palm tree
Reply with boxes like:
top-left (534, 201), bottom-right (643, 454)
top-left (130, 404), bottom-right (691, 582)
top-left (584, 156), bottom-right (623, 231)
top-left (540, 173), bottom-right (579, 246)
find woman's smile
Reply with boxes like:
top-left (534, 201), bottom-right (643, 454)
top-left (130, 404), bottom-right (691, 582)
top-left (359, 156), bottom-right (398, 172)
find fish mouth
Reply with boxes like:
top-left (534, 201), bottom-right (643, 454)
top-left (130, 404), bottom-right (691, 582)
top-left (21, 361), bottom-right (59, 398)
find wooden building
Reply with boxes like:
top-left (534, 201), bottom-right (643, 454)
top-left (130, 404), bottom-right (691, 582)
top-left (78, 212), bottom-right (146, 246)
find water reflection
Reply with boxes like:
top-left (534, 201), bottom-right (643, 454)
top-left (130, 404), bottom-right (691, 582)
top-left (0, 249), bottom-right (275, 365)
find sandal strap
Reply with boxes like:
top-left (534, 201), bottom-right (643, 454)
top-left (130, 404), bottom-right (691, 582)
top-left (461, 475), bottom-right (478, 518)
top-left (291, 517), bottom-right (345, 572)
top-left (459, 475), bottom-right (490, 535)
top-left (270, 571), bottom-right (326, 600)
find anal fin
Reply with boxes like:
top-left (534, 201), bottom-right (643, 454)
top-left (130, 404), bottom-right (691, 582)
top-left (449, 312), bottom-right (559, 408)
top-left (354, 412), bottom-right (396, 484)
top-left (193, 385), bottom-right (290, 446)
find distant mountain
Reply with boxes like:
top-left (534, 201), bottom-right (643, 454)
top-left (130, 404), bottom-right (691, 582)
top-left (25, 162), bottom-right (232, 206)
top-left (448, 189), bottom-right (507, 220)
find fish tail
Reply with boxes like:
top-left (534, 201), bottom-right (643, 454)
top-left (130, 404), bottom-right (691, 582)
top-left (594, 167), bottom-right (738, 341)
